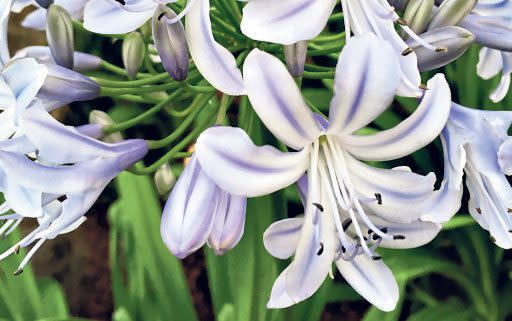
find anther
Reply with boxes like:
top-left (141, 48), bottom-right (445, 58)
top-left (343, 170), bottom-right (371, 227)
top-left (419, 84), bottom-right (429, 90)
top-left (393, 235), bottom-right (406, 240)
top-left (508, 229), bottom-right (512, 233)
top-left (436, 46), bottom-right (448, 53)
top-left (381, 227), bottom-right (388, 233)
top-left (507, 208), bottom-right (512, 213)
top-left (317, 242), bottom-right (324, 256)
top-left (402, 47), bottom-right (414, 56)
top-left (14, 244), bottom-right (20, 255)
top-left (158, 12), bottom-right (166, 21)
top-left (313, 203), bottom-right (324, 212)
top-left (490, 235), bottom-right (496, 243)
top-left (342, 218), bottom-right (352, 231)
top-left (341, 245), bottom-right (346, 253)
top-left (476, 207), bottom-right (482, 214)
top-left (368, 229), bottom-right (373, 235)
top-left (372, 256), bottom-right (383, 261)
top-left (372, 233), bottom-right (380, 241)
top-left (374, 193), bottom-right (382, 205)
top-left (13, 268), bottom-right (23, 276)
top-left (115, 0), bottom-right (126, 5)
top-left (396, 18), bottom-right (408, 26)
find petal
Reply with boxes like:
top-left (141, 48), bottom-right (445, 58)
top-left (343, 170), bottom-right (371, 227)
top-left (14, 46), bottom-right (102, 71)
top-left (83, 0), bottom-right (154, 34)
top-left (21, 8), bottom-right (47, 30)
top-left (267, 193), bottom-right (337, 308)
top-left (460, 14), bottom-right (512, 51)
top-left (489, 74), bottom-right (511, 103)
top-left (185, 0), bottom-right (245, 95)
top-left (263, 217), bottom-right (304, 259)
top-left (240, 0), bottom-right (336, 45)
top-left (327, 34), bottom-right (401, 136)
top-left (196, 126), bottom-right (309, 197)
top-left (336, 255), bottom-right (399, 312)
top-left (341, 74), bottom-right (451, 161)
top-left (161, 156), bottom-right (219, 258)
top-left (208, 191), bottom-right (247, 255)
top-left (243, 49), bottom-right (322, 149)
top-left (499, 138), bottom-right (512, 175)
top-left (0, 0), bottom-right (11, 66)
top-left (373, 216), bottom-right (442, 249)
top-left (477, 47), bottom-right (503, 80)
top-left (345, 153), bottom-right (437, 223)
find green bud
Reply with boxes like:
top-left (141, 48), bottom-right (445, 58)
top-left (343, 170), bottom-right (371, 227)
top-left (428, 0), bottom-right (477, 29)
top-left (89, 110), bottom-right (123, 143)
top-left (154, 163), bottom-right (176, 196)
top-left (403, 0), bottom-right (434, 35)
top-left (46, 4), bottom-right (74, 69)
top-left (122, 32), bottom-right (145, 80)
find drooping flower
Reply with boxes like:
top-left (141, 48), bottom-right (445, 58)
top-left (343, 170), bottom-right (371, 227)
top-left (424, 102), bottom-right (512, 248)
top-left (0, 102), bottom-right (148, 274)
top-left (83, 0), bottom-right (245, 95)
top-left (161, 154), bottom-right (247, 258)
top-left (194, 34), bottom-right (452, 309)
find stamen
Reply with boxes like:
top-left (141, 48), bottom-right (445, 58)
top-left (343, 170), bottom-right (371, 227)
top-left (476, 207), bottom-right (482, 214)
top-left (402, 47), bottom-right (414, 56)
top-left (393, 235), bottom-right (406, 240)
top-left (13, 268), bottom-right (23, 276)
top-left (342, 218), bottom-right (352, 231)
top-left (313, 203), bottom-right (324, 212)
top-left (317, 242), bottom-right (324, 256)
top-left (16, 238), bottom-right (46, 274)
top-left (372, 255), bottom-right (383, 261)
top-left (161, 0), bottom-right (198, 25)
top-left (374, 193), bottom-right (382, 205)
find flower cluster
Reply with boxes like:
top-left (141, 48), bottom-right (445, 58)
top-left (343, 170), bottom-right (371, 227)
top-left (2, 0), bottom-right (512, 314)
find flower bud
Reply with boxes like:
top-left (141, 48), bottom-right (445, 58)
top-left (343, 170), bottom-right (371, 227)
top-left (154, 163), bottom-right (176, 196)
top-left (37, 63), bottom-right (99, 107)
top-left (89, 110), bottom-right (123, 143)
top-left (152, 5), bottom-right (189, 81)
top-left (122, 32), bottom-right (145, 80)
top-left (46, 4), bottom-right (74, 69)
top-left (388, 0), bottom-right (411, 11)
top-left (403, 0), bottom-right (434, 35)
top-left (34, 0), bottom-right (53, 9)
top-left (427, 0), bottom-right (477, 29)
top-left (407, 26), bottom-right (475, 71)
top-left (284, 40), bottom-right (308, 77)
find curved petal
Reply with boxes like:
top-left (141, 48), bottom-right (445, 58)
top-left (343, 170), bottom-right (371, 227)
top-left (327, 34), bottom-right (401, 136)
top-left (14, 46), bottom-right (102, 72)
top-left (161, 156), bottom-right (219, 259)
top-left (186, 0), bottom-right (245, 95)
top-left (83, 0), bottom-right (154, 34)
top-left (0, 0), bottom-right (11, 66)
top-left (373, 216), bottom-right (442, 249)
top-left (490, 74), bottom-right (511, 103)
top-left (460, 14), bottom-right (512, 51)
top-left (477, 47), bottom-right (503, 80)
top-left (244, 49), bottom-right (322, 149)
top-left (20, 8), bottom-right (47, 30)
top-left (336, 255), bottom-right (399, 312)
top-left (196, 126), bottom-right (309, 197)
top-left (240, 0), bottom-right (336, 45)
top-left (208, 191), bottom-right (247, 255)
top-left (264, 217), bottom-right (304, 259)
top-left (341, 74), bottom-right (451, 161)
top-left (345, 153), bottom-right (437, 223)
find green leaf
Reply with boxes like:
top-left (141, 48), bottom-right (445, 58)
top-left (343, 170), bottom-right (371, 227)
top-left (406, 300), bottom-right (473, 321)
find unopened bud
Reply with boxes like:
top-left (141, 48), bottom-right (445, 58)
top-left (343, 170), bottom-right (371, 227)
top-left (427, 0), bottom-right (477, 29)
top-left (34, 0), bottom-right (53, 9)
top-left (388, 0), bottom-right (412, 11)
top-left (89, 110), bottom-right (123, 143)
top-left (122, 32), bottom-right (145, 80)
top-left (284, 40), bottom-right (308, 77)
top-left (402, 0), bottom-right (434, 35)
top-left (154, 163), bottom-right (176, 196)
top-left (46, 4), bottom-right (74, 69)
top-left (152, 5), bottom-right (189, 81)
top-left (407, 26), bottom-right (475, 71)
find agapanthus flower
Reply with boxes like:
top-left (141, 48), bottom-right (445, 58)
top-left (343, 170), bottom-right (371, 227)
top-left (0, 102), bottom-right (148, 274)
top-left (425, 102), bottom-right (512, 248)
top-left (11, 0), bottom-right (87, 30)
top-left (161, 154), bottom-right (247, 258)
top-left (83, 0), bottom-right (245, 95)
top-left (194, 34), bottom-right (451, 309)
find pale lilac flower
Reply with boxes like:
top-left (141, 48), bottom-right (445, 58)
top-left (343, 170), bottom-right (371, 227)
top-left (424, 103), bottom-right (512, 249)
top-left (194, 34), bottom-right (451, 310)
top-left (0, 102), bottom-right (148, 274)
top-left (83, 0), bottom-right (245, 95)
top-left (11, 0), bottom-right (87, 30)
top-left (161, 154), bottom-right (246, 258)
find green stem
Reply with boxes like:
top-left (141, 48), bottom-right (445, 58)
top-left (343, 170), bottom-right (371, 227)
top-left (100, 60), bottom-right (152, 79)
top-left (216, 94), bottom-right (232, 124)
top-left (303, 71), bottom-right (335, 79)
top-left (94, 72), bottom-right (170, 88)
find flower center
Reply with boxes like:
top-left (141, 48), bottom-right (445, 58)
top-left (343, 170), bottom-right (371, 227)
top-left (307, 136), bottom-right (403, 261)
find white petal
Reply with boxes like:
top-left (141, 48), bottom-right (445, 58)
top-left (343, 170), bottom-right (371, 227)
top-left (327, 34), bottom-right (401, 136)
top-left (83, 0), bottom-right (154, 34)
top-left (264, 217), bottom-right (304, 259)
top-left (499, 137), bottom-right (512, 175)
top-left (186, 0), bottom-right (245, 95)
top-left (0, 0), bottom-right (11, 66)
top-left (14, 46), bottom-right (102, 71)
top-left (490, 74), bottom-right (510, 103)
top-left (336, 255), bottom-right (399, 312)
top-left (244, 49), bottom-right (322, 149)
top-left (342, 74), bottom-right (451, 161)
top-left (196, 126), bottom-right (309, 197)
top-left (21, 8), bottom-right (46, 30)
top-left (240, 0), bottom-right (336, 45)
top-left (477, 47), bottom-right (503, 80)
top-left (373, 216), bottom-right (442, 249)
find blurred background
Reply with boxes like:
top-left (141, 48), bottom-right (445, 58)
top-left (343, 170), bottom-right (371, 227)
top-left (5, 5), bottom-right (512, 321)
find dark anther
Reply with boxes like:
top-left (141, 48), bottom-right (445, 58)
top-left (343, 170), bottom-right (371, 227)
top-left (372, 256), bottom-right (383, 261)
top-left (317, 242), bottom-right (324, 256)
top-left (57, 195), bottom-right (67, 202)
top-left (342, 218), bottom-right (352, 231)
top-left (363, 236), bottom-right (368, 241)
top-left (435, 46), bottom-right (448, 53)
top-left (419, 83), bottom-right (429, 90)
top-left (14, 244), bottom-right (20, 255)
top-left (476, 207), bottom-right (482, 214)
top-left (508, 229), bottom-right (512, 233)
top-left (158, 12), bottom-right (166, 21)
top-left (402, 47), bottom-right (413, 56)
top-left (115, 0), bottom-right (126, 5)
top-left (508, 208), bottom-right (512, 213)
top-left (13, 268), bottom-right (23, 276)
top-left (341, 245), bottom-right (346, 253)
top-left (368, 229), bottom-right (373, 235)
top-left (490, 235), bottom-right (497, 243)
top-left (393, 235), bottom-right (406, 240)
top-left (381, 227), bottom-right (388, 233)
top-left (313, 203), bottom-right (324, 212)
top-left (372, 233), bottom-right (380, 241)
top-left (374, 193), bottom-right (382, 205)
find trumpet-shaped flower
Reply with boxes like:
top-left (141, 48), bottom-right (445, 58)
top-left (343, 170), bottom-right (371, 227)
top-left (195, 34), bottom-right (451, 309)
top-left (426, 103), bottom-right (512, 249)
top-left (161, 154), bottom-right (246, 258)
top-left (83, 0), bottom-right (245, 95)
top-left (0, 102), bottom-right (148, 274)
